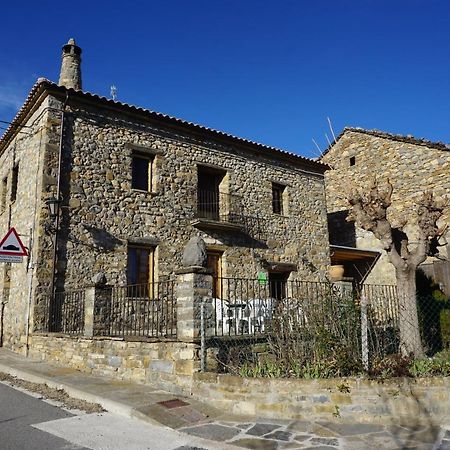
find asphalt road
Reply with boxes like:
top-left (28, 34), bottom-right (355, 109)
top-left (0, 382), bottom-right (89, 450)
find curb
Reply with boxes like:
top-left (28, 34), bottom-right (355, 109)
top-left (0, 362), bottom-right (160, 425)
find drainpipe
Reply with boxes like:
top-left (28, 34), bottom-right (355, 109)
top-left (24, 227), bottom-right (33, 356)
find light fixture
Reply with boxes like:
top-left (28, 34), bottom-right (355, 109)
top-left (45, 196), bottom-right (61, 222)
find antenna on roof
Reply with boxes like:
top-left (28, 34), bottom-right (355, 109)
top-left (325, 133), bottom-right (332, 147)
top-left (312, 138), bottom-right (322, 155)
top-left (327, 116), bottom-right (337, 143)
top-left (110, 85), bottom-right (117, 101)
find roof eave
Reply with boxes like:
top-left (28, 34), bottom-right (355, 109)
top-left (1, 79), bottom-right (329, 173)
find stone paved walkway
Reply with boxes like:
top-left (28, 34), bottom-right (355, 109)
top-left (179, 418), bottom-right (450, 449)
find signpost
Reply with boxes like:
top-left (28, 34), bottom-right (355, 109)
top-left (0, 227), bottom-right (28, 263)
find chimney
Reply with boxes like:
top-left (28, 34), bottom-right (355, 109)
top-left (58, 38), bottom-right (82, 90)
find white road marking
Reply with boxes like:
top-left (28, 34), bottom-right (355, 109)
top-left (33, 412), bottom-right (238, 450)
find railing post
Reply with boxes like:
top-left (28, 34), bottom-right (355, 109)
top-left (200, 299), bottom-right (207, 372)
top-left (361, 292), bottom-right (369, 371)
top-left (84, 286), bottom-right (95, 338)
top-left (176, 267), bottom-right (213, 342)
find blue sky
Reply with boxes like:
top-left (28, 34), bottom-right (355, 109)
top-left (1, 1), bottom-right (449, 158)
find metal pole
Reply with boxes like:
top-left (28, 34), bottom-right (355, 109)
top-left (200, 299), bottom-right (206, 372)
top-left (361, 293), bottom-right (369, 371)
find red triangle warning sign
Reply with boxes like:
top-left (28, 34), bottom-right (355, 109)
top-left (0, 227), bottom-right (28, 256)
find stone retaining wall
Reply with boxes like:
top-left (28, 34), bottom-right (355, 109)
top-left (29, 334), bottom-right (198, 391)
top-left (189, 372), bottom-right (450, 425)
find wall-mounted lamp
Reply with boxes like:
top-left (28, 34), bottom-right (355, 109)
top-left (44, 196), bottom-right (61, 236)
top-left (45, 196), bottom-right (61, 223)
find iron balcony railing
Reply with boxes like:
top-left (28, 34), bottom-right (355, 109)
top-left (196, 190), bottom-right (243, 224)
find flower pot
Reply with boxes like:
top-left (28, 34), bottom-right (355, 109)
top-left (329, 264), bottom-right (345, 281)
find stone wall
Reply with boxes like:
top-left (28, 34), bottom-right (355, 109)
top-left (190, 372), bottom-right (450, 425)
top-left (29, 334), bottom-right (198, 391)
top-left (52, 95), bottom-right (330, 289)
top-left (0, 96), bottom-right (55, 352)
top-left (322, 129), bottom-right (450, 285)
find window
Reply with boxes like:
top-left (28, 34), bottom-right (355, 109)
top-left (127, 245), bottom-right (155, 287)
top-left (0, 176), bottom-right (7, 213)
top-left (207, 250), bottom-right (223, 298)
top-left (349, 156), bottom-right (356, 166)
top-left (10, 165), bottom-right (18, 203)
top-left (197, 166), bottom-right (226, 220)
top-left (272, 183), bottom-right (285, 215)
top-left (131, 154), bottom-right (154, 191)
top-left (268, 272), bottom-right (289, 301)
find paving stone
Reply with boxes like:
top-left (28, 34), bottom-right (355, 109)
top-left (246, 423), bottom-right (281, 436)
top-left (409, 427), bottom-right (442, 443)
top-left (264, 430), bottom-right (292, 441)
top-left (437, 440), bottom-right (450, 450)
top-left (173, 447), bottom-right (208, 450)
top-left (302, 446), bottom-right (337, 450)
top-left (317, 421), bottom-right (384, 436)
top-left (180, 424), bottom-right (241, 441)
top-left (171, 406), bottom-right (208, 424)
top-left (288, 421), bottom-right (312, 433)
top-left (294, 434), bottom-right (312, 442)
top-left (232, 438), bottom-right (279, 449)
top-left (310, 424), bottom-right (337, 438)
top-left (343, 436), bottom-right (378, 450)
top-left (237, 423), bottom-right (254, 430)
top-left (279, 443), bottom-right (304, 449)
top-left (310, 438), bottom-right (339, 446)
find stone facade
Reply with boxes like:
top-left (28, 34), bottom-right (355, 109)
top-left (50, 94), bottom-right (329, 289)
top-left (0, 46), bottom-right (329, 354)
top-left (322, 128), bottom-right (450, 285)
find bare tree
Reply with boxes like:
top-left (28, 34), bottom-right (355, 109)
top-left (347, 179), bottom-right (446, 357)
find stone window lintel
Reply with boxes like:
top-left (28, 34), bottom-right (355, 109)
top-left (125, 143), bottom-right (164, 156)
top-left (127, 236), bottom-right (159, 246)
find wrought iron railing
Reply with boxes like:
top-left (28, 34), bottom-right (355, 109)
top-left (43, 289), bottom-right (85, 334)
top-left (206, 277), bottom-right (355, 337)
top-left (95, 281), bottom-right (176, 339)
top-left (196, 190), bottom-right (243, 224)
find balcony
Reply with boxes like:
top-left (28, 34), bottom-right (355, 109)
top-left (191, 190), bottom-right (245, 232)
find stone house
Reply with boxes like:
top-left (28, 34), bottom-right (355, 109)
top-left (322, 127), bottom-right (450, 290)
top-left (0, 39), bottom-right (330, 357)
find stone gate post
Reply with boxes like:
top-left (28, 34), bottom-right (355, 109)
top-left (176, 267), bottom-right (213, 342)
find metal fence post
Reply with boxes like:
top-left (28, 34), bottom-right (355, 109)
top-left (361, 292), bottom-right (369, 371)
top-left (200, 298), bottom-right (207, 372)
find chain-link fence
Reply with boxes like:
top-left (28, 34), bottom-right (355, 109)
top-left (199, 277), bottom-right (450, 377)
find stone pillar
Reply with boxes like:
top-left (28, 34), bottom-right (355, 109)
top-left (84, 284), bottom-right (112, 338)
top-left (176, 267), bottom-right (213, 342)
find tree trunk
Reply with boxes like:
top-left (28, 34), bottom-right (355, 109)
top-left (396, 269), bottom-right (424, 357)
